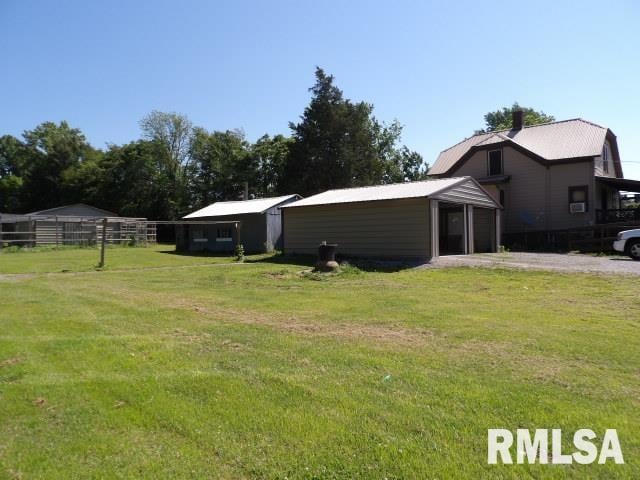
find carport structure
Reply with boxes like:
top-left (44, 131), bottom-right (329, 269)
top-left (282, 176), bottom-right (502, 261)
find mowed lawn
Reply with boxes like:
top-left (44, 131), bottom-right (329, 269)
top-left (0, 247), bottom-right (638, 478)
top-left (0, 244), bottom-right (271, 274)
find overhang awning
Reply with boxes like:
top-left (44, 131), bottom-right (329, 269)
top-left (595, 176), bottom-right (640, 192)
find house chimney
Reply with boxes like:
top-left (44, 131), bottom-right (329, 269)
top-left (243, 182), bottom-right (249, 201)
top-left (512, 109), bottom-right (524, 130)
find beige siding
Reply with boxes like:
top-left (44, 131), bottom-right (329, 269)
top-left (594, 140), bottom-right (615, 178)
top-left (547, 162), bottom-right (595, 229)
top-left (451, 150), bottom-right (487, 178)
top-left (434, 178), bottom-right (497, 208)
top-left (452, 147), bottom-right (548, 233)
top-left (283, 198), bottom-right (430, 259)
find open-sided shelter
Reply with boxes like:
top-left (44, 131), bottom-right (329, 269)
top-left (281, 177), bottom-right (501, 260)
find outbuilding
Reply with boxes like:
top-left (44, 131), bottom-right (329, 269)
top-left (281, 177), bottom-right (501, 260)
top-left (0, 203), bottom-right (154, 247)
top-left (177, 194), bottom-right (301, 253)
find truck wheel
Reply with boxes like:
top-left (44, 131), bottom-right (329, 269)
top-left (627, 239), bottom-right (640, 261)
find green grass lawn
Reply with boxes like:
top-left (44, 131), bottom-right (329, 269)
top-left (0, 246), bottom-right (638, 478)
top-left (0, 244), bottom-right (270, 274)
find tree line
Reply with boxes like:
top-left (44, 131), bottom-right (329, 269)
top-left (0, 68), bottom-right (428, 219)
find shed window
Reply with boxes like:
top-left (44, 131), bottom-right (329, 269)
top-left (192, 228), bottom-right (208, 243)
top-left (488, 150), bottom-right (503, 176)
top-left (217, 228), bottom-right (232, 239)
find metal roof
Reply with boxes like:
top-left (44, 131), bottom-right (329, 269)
top-left (183, 194), bottom-right (300, 218)
top-left (595, 176), bottom-right (640, 192)
top-left (0, 213), bottom-right (145, 223)
top-left (28, 203), bottom-right (119, 217)
top-left (430, 119), bottom-right (608, 175)
top-left (281, 177), bottom-right (472, 208)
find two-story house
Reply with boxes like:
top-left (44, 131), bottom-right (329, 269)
top-left (429, 111), bottom-right (640, 248)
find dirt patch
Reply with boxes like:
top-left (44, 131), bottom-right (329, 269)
top-left (262, 270), bottom-right (292, 280)
top-left (220, 339), bottom-right (245, 350)
top-left (179, 300), bottom-right (437, 347)
top-left (171, 328), bottom-right (212, 344)
top-left (0, 357), bottom-right (22, 367)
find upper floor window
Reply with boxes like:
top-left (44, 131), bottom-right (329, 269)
top-left (487, 150), bottom-right (503, 176)
top-left (602, 144), bottom-right (609, 174)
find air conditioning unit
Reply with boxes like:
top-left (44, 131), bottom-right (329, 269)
top-left (569, 202), bottom-right (586, 213)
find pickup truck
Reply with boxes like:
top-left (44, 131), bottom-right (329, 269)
top-left (613, 229), bottom-right (640, 260)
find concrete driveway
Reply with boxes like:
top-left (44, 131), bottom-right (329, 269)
top-left (432, 252), bottom-right (640, 276)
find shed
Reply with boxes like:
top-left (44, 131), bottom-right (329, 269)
top-left (29, 204), bottom-right (118, 217)
top-left (281, 177), bottom-right (501, 260)
top-left (178, 194), bottom-right (301, 253)
top-left (0, 204), bottom-right (153, 247)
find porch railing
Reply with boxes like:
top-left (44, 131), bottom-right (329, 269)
top-left (596, 208), bottom-right (640, 224)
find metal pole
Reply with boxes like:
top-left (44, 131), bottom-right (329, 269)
top-left (55, 216), bottom-right (59, 247)
top-left (99, 218), bottom-right (107, 268)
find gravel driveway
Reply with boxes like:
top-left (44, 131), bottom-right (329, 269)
top-left (432, 252), bottom-right (640, 276)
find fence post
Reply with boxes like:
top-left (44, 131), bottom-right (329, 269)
top-left (99, 218), bottom-right (107, 268)
top-left (0, 214), bottom-right (3, 250)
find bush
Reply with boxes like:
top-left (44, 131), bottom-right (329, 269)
top-left (235, 244), bottom-right (245, 262)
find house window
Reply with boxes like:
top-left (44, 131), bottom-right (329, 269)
top-left (568, 186), bottom-right (588, 212)
top-left (499, 189), bottom-right (505, 208)
top-left (602, 144), bottom-right (609, 174)
top-left (487, 150), bottom-right (503, 176)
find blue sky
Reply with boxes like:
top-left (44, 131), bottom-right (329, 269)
top-left (1, 0), bottom-right (640, 177)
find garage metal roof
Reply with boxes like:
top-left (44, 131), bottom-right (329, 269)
top-left (183, 194), bottom-right (300, 218)
top-left (281, 177), bottom-right (488, 208)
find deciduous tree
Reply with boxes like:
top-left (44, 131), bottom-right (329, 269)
top-left (476, 102), bottom-right (555, 133)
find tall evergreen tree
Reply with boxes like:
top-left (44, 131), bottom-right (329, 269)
top-left (281, 68), bottom-right (426, 195)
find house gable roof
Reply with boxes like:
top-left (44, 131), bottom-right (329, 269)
top-left (183, 194), bottom-right (301, 219)
top-left (430, 118), bottom-right (619, 176)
